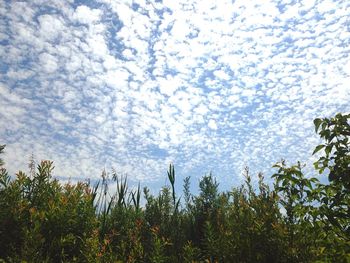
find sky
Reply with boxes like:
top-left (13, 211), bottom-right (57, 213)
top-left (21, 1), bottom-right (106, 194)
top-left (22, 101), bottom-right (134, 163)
top-left (0, 0), bottom-right (349, 192)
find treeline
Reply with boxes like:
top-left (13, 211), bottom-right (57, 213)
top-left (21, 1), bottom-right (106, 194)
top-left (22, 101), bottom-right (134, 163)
top-left (0, 113), bottom-right (349, 262)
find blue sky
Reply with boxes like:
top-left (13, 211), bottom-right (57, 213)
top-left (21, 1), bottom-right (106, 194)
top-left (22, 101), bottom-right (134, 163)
top-left (0, 0), bottom-right (349, 192)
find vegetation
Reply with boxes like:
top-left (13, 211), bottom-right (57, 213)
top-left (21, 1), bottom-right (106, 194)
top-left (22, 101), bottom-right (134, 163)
top-left (0, 113), bottom-right (349, 262)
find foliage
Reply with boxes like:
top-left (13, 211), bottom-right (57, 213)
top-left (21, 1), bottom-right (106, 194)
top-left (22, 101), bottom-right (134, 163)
top-left (0, 113), bottom-right (349, 262)
top-left (0, 160), bottom-right (98, 262)
top-left (312, 113), bottom-right (350, 260)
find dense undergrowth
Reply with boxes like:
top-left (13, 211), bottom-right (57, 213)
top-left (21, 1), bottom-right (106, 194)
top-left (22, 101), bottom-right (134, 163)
top-left (0, 113), bottom-right (349, 262)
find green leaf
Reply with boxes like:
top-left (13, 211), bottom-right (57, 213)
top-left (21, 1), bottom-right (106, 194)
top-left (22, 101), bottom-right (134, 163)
top-left (312, 144), bottom-right (325, 155)
top-left (325, 144), bottom-right (333, 156)
top-left (314, 118), bottom-right (322, 133)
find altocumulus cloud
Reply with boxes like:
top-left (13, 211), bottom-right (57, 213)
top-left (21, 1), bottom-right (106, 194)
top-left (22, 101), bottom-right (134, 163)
top-left (0, 0), bottom-right (349, 189)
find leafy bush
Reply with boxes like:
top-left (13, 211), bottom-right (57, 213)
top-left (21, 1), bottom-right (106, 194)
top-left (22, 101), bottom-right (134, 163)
top-left (0, 159), bottom-right (98, 262)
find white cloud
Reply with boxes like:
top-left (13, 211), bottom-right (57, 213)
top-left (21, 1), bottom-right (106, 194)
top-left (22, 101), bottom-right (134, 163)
top-left (87, 34), bottom-right (109, 58)
top-left (214, 70), bottom-right (230, 80)
top-left (38, 14), bottom-right (65, 41)
top-left (208, 119), bottom-right (218, 130)
top-left (0, 0), bottom-right (349, 190)
top-left (344, 60), bottom-right (350, 76)
top-left (50, 108), bottom-right (71, 123)
top-left (104, 69), bottom-right (130, 87)
top-left (39, 53), bottom-right (59, 73)
top-left (73, 5), bottom-right (101, 24)
top-left (158, 75), bottom-right (182, 96)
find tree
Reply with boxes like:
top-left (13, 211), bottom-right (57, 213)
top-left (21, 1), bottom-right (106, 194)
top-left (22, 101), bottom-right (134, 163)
top-left (313, 113), bottom-right (350, 243)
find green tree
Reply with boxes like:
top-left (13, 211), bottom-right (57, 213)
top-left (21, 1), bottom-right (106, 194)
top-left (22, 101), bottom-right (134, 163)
top-left (313, 113), bottom-right (350, 260)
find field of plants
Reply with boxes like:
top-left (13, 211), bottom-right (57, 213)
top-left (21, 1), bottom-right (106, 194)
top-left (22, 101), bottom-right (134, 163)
top-left (0, 113), bottom-right (349, 262)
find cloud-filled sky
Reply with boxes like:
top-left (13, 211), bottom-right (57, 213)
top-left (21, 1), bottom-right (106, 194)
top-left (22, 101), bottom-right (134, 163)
top-left (0, 0), bottom-right (349, 190)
